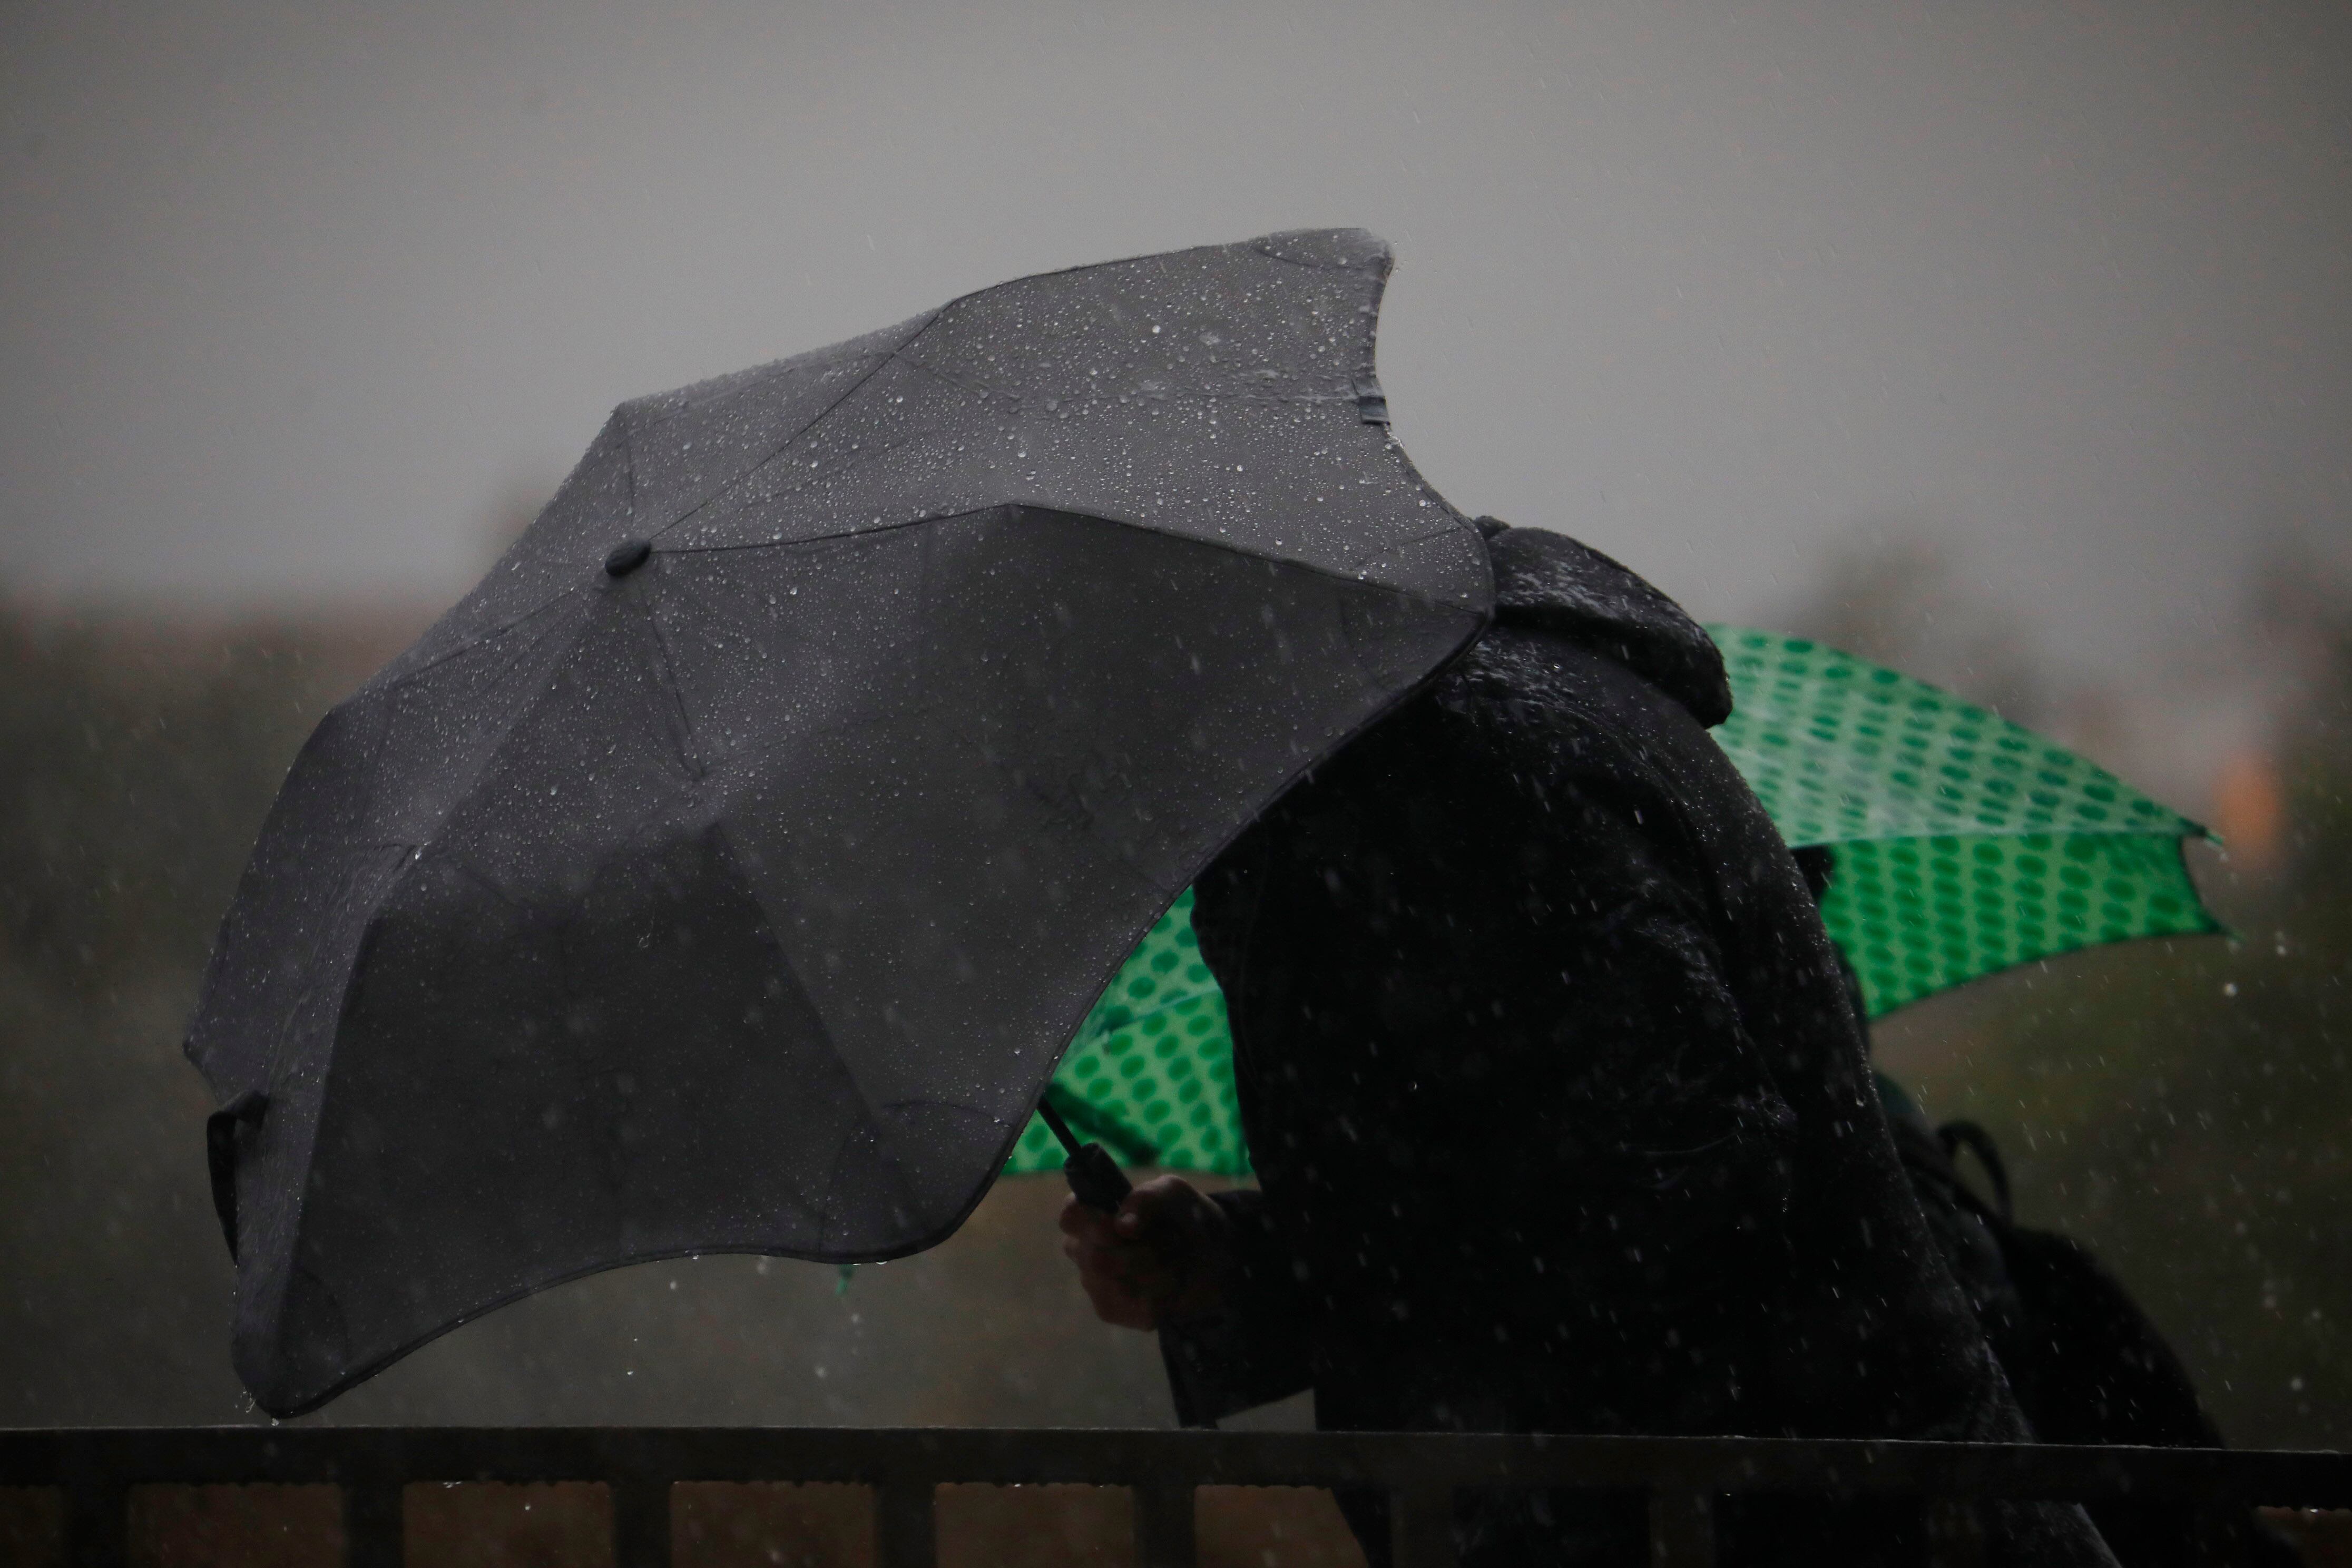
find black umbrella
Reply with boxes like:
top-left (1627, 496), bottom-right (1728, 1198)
top-left (187, 229), bottom-right (1491, 1415)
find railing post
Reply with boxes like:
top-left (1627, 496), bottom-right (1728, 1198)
top-left (613, 1477), bottom-right (672, 1568)
top-left (343, 1477), bottom-right (405, 1568)
top-left (1924, 1498), bottom-right (1985, 1568)
top-left (62, 1473), bottom-right (126, 1568)
top-left (877, 1478), bottom-right (936, 1568)
top-left (1649, 1489), bottom-right (1716, 1568)
top-left (1389, 1482), bottom-right (1457, 1568)
top-left (1134, 1479), bottom-right (1195, 1568)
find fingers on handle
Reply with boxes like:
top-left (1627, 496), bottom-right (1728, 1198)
top-left (1060, 1194), bottom-right (1121, 1243)
top-left (1119, 1174), bottom-right (1200, 1234)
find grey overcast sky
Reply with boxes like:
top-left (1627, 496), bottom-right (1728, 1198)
top-left (3, 0), bottom-right (2347, 682)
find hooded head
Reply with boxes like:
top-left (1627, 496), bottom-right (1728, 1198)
top-left (1475, 519), bottom-right (1733, 728)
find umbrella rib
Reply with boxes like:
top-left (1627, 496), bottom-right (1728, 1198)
top-left (261, 840), bottom-right (417, 1091)
top-left (927, 721), bottom-right (1190, 900)
top-left (648, 315), bottom-right (941, 542)
top-left (360, 584), bottom-right (590, 703)
top-left (620, 585), bottom-right (707, 780)
top-left (698, 816), bottom-right (956, 1255)
top-left (645, 347), bottom-right (1350, 551)
top-left (887, 347), bottom-right (1356, 408)
top-left (1345, 520), bottom-right (1480, 574)
top-left (369, 596), bottom-right (607, 850)
top-left (654, 422), bottom-right (939, 534)
top-left (657, 503), bottom-right (1485, 608)
top-left (1075, 986), bottom-right (1221, 1041)
top-left (258, 839), bottom-right (501, 1312)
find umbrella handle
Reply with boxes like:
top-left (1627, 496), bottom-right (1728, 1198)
top-left (1063, 1143), bottom-right (1134, 1214)
top-left (1036, 1096), bottom-right (1134, 1214)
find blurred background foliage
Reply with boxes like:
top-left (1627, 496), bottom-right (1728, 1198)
top-left (0, 538), bottom-right (2345, 1452)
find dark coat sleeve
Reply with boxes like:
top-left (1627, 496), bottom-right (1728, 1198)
top-left (1157, 1187), bottom-right (1314, 1425)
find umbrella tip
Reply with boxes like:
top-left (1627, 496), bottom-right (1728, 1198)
top-left (604, 539), bottom-right (653, 577)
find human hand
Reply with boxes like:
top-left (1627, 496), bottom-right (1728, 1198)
top-left (1059, 1174), bottom-right (1235, 1331)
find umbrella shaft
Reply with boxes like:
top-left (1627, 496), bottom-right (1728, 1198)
top-left (1036, 1096), bottom-right (1132, 1213)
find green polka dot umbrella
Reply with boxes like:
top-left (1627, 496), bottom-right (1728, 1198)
top-left (1006, 627), bottom-right (2222, 1179)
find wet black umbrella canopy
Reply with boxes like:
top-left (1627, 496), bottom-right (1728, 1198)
top-left (185, 229), bottom-right (1492, 1415)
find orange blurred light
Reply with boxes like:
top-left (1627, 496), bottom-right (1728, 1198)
top-left (2212, 749), bottom-right (2285, 871)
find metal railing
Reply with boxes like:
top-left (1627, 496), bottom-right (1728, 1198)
top-left (3, 1425), bottom-right (2346, 1568)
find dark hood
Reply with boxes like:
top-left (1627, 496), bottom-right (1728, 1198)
top-left (1477, 519), bottom-right (1732, 728)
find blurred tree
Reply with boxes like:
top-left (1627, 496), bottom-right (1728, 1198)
top-left (1, 613), bottom-right (340, 996)
top-left (1778, 532), bottom-right (2050, 728)
top-left (0, 604), bottom-right (420, 1420)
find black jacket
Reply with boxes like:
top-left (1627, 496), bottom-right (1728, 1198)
top-left (1165, 524), bottom-right (2115, 1567)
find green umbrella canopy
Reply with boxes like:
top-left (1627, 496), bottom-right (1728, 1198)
top-left (1005, 627), bottom-right (2222, 1179)
top-left (1704, 626), bottom-right (2221, 1015)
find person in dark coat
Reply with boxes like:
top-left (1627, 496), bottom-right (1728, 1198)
top-left (1062, 521), bottom-right (2116, 1567)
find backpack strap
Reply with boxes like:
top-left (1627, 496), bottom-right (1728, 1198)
top-left (1936, 1120), bottom-right (2013, 1222)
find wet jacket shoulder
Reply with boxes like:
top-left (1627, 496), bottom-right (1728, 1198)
top-left (1479, 522), bottom-right (1732, 728)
